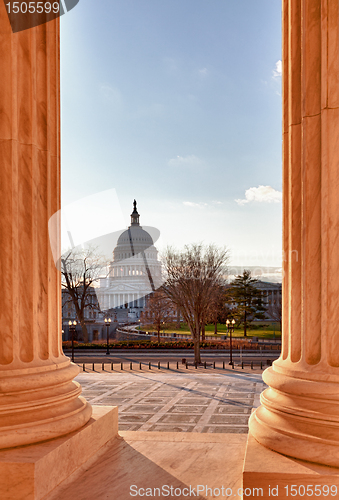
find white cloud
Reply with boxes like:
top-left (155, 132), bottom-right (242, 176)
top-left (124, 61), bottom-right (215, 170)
top-left (236, 186), bottom-right (282, 206)
top-left (183, 201), bottom-right (208, 208)
top-left (168, 155), bottom-right (203, 168)
top-left (182, 200), bottom-right (223, 209)
top-left (272, 60), bottom-right (282, 79)
top-left (199, 68), bottom-right (208, 77)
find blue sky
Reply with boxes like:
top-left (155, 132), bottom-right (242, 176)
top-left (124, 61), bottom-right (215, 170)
top-left (60, 0), bottom-right (282, 266)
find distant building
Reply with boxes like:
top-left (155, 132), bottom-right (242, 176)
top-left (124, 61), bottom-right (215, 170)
top-left (254, 281), bottom-right (282, 307)
top-left (226, 280), bottom-right (282, 321)
top-left (62, 287), bottom-right (105, 341)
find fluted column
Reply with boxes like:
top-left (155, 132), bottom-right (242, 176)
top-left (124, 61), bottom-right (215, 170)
top-left (249, 0), bottom-right (339, 467)
top-left (0, 4), bottom-right (91, 449)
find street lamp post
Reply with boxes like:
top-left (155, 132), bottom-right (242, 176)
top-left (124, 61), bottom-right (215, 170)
top-left (105, 317), bottom-right (111, 355)
top-left (226, 319), bottom-right (235, 365)
top-left (69, 320), bottom-right (77, 363)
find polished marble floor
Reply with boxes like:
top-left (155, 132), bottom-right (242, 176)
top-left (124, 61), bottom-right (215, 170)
top-left (75, 366), bottom-right (267, 434)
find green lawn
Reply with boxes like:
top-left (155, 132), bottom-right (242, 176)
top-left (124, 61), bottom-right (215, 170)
top-left (138, 322), bottom-right (281, 340)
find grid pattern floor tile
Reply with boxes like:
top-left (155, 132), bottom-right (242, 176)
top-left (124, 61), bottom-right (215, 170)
top-left (75, 370), bottom-right (267, 434)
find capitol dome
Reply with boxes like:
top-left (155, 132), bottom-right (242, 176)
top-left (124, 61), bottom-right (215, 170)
top-left (113, 200), bottom-right (158, 262)
top-left (97, 200), bottom-right (162, 316)
top-left (116, 227), bottom-right (153, 248)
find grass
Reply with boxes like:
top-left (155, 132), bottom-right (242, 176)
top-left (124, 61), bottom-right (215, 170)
top-left (138, 322), bottom-right (281, 340)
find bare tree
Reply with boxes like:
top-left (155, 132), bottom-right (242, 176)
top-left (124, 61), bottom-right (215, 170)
top-left (200, 285), bottom-right (223, 341)
top-left (61, 246), bottom-right (107, 343)
top-left (162, 244), bottom-right (229, 364)
top-left (144, 288), bottom-right (175, 342)
top-left (203, 283), bottom-right (231, 338)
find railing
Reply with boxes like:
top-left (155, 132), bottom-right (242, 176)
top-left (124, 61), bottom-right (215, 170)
top-left (78, 359), bottom-right (274, 372)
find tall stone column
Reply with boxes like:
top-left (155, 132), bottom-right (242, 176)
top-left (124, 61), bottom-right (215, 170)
top-left (0, 3), bottom-right (91, 449)
top-left (249, 0), bottom-right (339, 467)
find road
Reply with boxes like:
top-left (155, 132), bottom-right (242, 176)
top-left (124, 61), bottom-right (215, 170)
top-left (64, 348), bottom-right (280, 365)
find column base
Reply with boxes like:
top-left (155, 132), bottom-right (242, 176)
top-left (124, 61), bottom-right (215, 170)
top-left (249, 365), bottom-right (339, 467)
top-left (0, 361), bottom-right (93, 449)
top-left (243, 432), bottom-right (339, 500)
top-left (0, 405), bottom-right (118, 500)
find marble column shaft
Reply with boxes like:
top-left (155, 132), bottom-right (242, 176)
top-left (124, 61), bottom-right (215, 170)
top-left (249, 0), bottom-right (339, 467)
top-left (0, 4), bottom-right (91, 449)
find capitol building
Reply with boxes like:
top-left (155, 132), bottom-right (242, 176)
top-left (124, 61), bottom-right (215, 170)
top-left (96, 201), bottom-right (163, 318)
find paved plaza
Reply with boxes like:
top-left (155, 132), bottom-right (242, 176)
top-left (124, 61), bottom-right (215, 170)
top-left (75, 367), bottom-right (267, 434)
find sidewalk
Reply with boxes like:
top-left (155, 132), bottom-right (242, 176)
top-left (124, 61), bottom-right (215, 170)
top-left (75, 368), bottom-right (267, 434)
